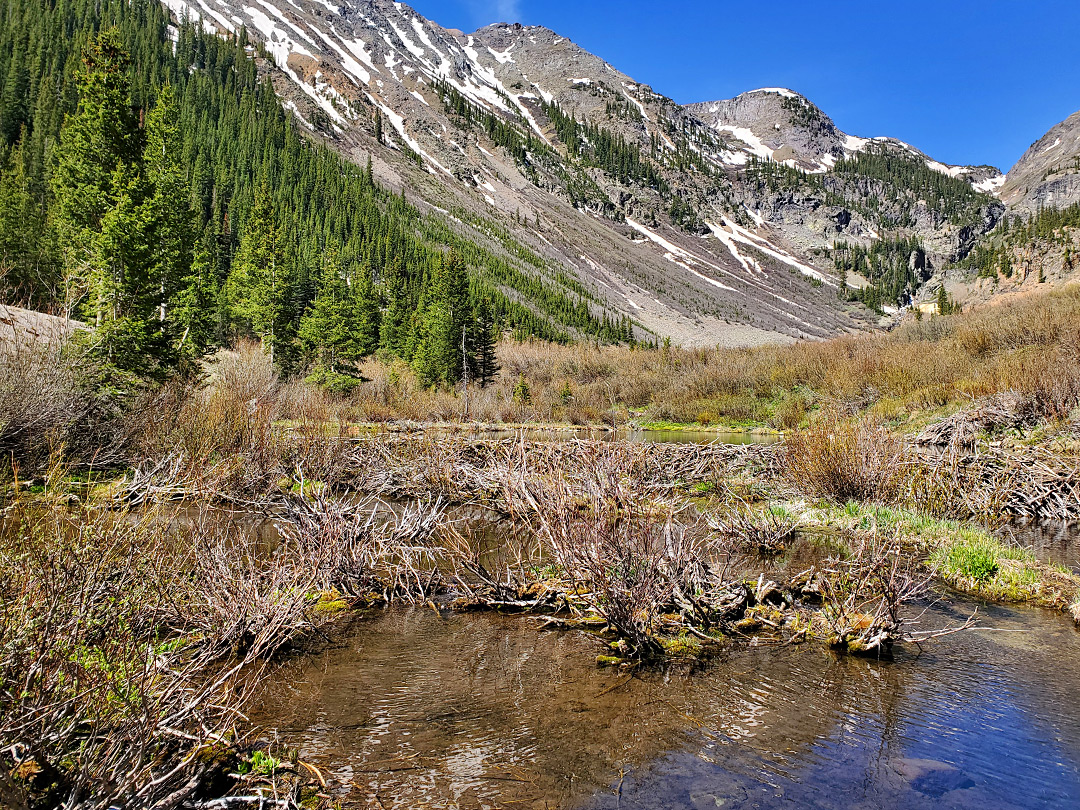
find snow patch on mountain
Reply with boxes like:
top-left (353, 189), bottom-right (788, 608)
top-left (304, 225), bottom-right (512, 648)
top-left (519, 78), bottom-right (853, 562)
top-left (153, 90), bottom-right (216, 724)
top-left (974, 174), bottom-right (1007, 195)
top-left (707, 220), bottom-right (833, 286)
top-left (714, 126), bottom-right (773, 161)
top-left (843, 134), bottom-right (869, 152)
top-left (708, 221), bottom-right (762, 276)
top-left (925, 159), bottom-right (967, 178)
top-left (752, 87), bottom-right (798, 99)
top-left (627, 220), bottom-right (738, 293)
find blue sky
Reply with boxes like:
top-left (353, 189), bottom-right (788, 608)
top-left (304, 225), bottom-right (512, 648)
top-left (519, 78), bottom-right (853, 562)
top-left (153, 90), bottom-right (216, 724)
top-left (406, 0), bottom-right (1080, 171)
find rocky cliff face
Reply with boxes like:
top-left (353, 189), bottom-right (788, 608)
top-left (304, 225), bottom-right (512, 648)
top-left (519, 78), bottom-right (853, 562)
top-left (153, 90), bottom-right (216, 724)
top-left (159, 0), bottom-right (1013, 343)
top-left (999, 110), bottom-right (1080, 213)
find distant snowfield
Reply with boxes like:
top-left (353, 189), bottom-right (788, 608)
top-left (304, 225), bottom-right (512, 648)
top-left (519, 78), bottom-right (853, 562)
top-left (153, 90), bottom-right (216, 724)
top-left (974, 174), bottom-right (1007, 194)
top-left (752, 87), bottom-right (799, 99)
top-left (714, 125), bottom-right (774, 161)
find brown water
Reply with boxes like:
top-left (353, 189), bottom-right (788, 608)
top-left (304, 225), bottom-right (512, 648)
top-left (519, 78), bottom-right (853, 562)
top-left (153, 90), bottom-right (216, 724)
top-left (998, 519), bottom-right (1080, 573)
top-left (253, 595), bottom-right (1080, 810)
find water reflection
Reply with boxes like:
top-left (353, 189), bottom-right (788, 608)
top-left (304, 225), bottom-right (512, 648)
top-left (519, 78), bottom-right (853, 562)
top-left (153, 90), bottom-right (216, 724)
top-left (253, 598), bottom-right (1080, 809)
top-left (998, 519), bottom-right (1080, 572)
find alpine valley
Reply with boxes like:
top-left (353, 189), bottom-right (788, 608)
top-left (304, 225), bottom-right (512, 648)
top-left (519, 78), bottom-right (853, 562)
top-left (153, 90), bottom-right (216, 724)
top-left (150, 0), bottom-right (1080, 342)
top-left (2, 0), bottom-right (1079, 357)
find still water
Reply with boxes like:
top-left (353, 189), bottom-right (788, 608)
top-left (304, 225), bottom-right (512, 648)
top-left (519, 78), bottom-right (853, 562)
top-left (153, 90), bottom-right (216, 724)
top-left (369, 426), bottom-right (782, 446)
top-left (254, 597), bottom-right (1080, 809)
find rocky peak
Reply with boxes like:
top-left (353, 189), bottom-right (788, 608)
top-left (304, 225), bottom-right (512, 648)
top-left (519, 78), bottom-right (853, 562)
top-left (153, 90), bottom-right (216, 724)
top-left (687, 89), bottom-right (845, 171)
top-left (999, 109), bottom-right (1080, 213)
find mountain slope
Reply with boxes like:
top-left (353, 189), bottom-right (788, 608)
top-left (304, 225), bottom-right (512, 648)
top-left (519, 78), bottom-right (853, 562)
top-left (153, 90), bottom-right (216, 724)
top-left (999, 110), bottom-right (1080, 213)
top-left (157, 0), bottom-right (1010, 340)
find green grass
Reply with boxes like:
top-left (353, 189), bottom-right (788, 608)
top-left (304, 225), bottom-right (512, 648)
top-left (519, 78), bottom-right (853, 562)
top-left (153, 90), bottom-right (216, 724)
top-left (928, 532), bottom-right (1077, 604)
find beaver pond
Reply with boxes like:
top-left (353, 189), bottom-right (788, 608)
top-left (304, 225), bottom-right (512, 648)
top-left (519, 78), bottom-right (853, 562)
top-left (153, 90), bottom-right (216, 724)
top-left (250, 598), bottom-right (1080, 810)
top-left (243, 519), bottom-right (1080, 810)
top-left (7, 428), bottom-right (1079, 810)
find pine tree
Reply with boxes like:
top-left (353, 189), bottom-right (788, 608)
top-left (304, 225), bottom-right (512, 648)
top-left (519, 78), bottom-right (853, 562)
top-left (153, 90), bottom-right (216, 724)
top-left (936, 285), bottom-right (949, 316)
top-left (51, 30), bottom-right (173, 373)
top-left (172, 224), bottom-right (220, 356)
top-left (144, 84), bottom-right (195, 339)
top-left (412, 251), bottom-right (471, 387)
top-left (0, 139), bottom-right (52, 302)
top-left (379, 255), bottom-right (412, 356)
top-left (299, 246), bottom-right (356, 370)
top-left (472, 294), bottom-right (499, 387)
top-left (226, 186), bottom-right (292, 366)
top-left (353, 263), bottom-right (381, 358)
top-left (51, 29), bottom-right (145, 328)
top-left (0, 47), bottom-right (30, 146)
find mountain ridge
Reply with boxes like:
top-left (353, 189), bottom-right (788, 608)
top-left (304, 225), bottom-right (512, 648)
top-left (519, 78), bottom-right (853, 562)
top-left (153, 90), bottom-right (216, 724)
top-left (158, 0), bottom-right (1074, 342)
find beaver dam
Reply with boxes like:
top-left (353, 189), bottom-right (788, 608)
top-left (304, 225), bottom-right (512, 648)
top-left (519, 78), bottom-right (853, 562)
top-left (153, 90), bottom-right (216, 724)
top-left (3, 424), bottom-right (1080, 810)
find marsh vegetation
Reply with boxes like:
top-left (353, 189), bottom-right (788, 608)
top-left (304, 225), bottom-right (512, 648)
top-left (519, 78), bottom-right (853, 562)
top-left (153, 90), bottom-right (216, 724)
top-left (2, 286), bottom-right (1080, 808)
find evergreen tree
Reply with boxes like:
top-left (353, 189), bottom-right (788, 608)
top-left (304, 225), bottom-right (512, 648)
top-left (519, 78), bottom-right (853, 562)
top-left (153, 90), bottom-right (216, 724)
top-left (0, 47), bottom-right (30, 146)
top-left (172, 224), bottom-right (220, 356)
top-left (144, 84), bottom-right (195, 339)
top-left (379, 255), bottom-right (412, 355)
top-left (51, 29), bottom-right (145, 328)
top-left (226, 186), bottom-right (292, 366)
top-left (472, 294), bottom-right (499, 388)
top-left (353, 263), bottom-right (381, 358)
top-left (299, 246), bottom-right (357, 370)
top-left (51, 30), bottom-right (170, 372)
top-left (412, 251), bottom-right (471, 387)
top-left (0, 139), bottom-right (52, 303)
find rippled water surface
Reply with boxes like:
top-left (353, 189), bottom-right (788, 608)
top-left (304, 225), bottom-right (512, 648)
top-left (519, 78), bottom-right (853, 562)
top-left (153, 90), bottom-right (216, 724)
top-left (253, 597), bottom-right (1080, 809)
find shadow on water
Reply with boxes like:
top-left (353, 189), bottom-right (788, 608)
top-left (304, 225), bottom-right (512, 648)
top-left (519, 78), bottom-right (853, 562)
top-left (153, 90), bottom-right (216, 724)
top-left (251, 593), bottom-right (1080, 810)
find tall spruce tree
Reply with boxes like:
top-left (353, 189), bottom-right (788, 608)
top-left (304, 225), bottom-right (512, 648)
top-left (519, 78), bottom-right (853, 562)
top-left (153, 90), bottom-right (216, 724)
top-left (353, 263), bottom-right (381, 358)
top-left (144, 84), bottom-right (195, 337)
top-left (51, 29), bottom-right (144, 327)
top-left (379, 255), bottom-right (412, 355)
top-left (412, 251), bottom-right (471, 387)
top-left (472, 294), bottom-right (499, 388)
top-left (299, 245), bottom-right (356, 371)
top-left (226, 186), bottom-right (292, 367)
top-left (52, 30), bottom-right (174, 373)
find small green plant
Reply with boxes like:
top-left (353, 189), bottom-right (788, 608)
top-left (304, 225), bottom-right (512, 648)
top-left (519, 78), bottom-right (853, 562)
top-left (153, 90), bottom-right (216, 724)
top-left (242, 749), bottom-right (281, 777)
top-left (513, 374), bottom-right (532, 405)
top-left (938, 540), bottom-right (999, 583)
top-left (932, 531), bottom-right (1030, 586)
top-left (559, 379), bottom-right (574, 405)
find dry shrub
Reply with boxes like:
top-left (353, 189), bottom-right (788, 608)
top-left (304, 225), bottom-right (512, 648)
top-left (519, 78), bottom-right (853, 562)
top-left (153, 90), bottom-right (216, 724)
top-left (128, 345), bottom-right (289, 495)
top-left (277, 492), bottom-right (444, 599)
top-left (276, 379), bottom-right (337, 423)
top-left (710, 498), bottom-right (800, 554)
top-left (0, 500), bottom-right (322, 810)
top-left (0, 338), bottom-right (122, 474)
top-left (209, 340), bottom-right (278, 405)
top-left (523, 461), bottom-right (715, 658)
top-left (784, 411), bottom-right (907, 502)
top-left (819, 533), bottom-right (935, 657)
